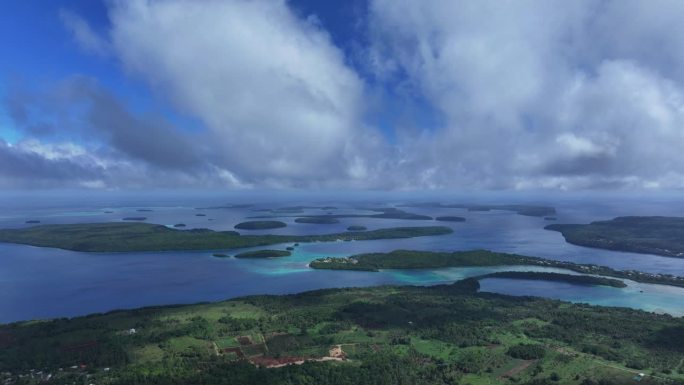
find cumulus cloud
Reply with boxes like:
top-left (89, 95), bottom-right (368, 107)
top-left (106, 0), bottom-right (380, 186)
top-left (367, 0), bottom-right (684, 190)
top-left (7, 0), bottom-right (684, 190)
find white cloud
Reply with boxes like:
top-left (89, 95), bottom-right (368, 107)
top-left (59, 9), bottom-right (110, 56)
top-left (367, 0), bottom-right (684, 190)
top-left (107, 0), bottom-right (378, 185)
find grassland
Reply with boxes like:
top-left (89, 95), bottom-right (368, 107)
top-left (546, 216), bottom-right (684, 258)
top-left (1, 281), bottom-right (682, 385)
top-left (0, 223), bottom-right (453, 252)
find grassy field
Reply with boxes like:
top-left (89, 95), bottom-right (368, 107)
top-left (1, 280), bottom-right (682, 385)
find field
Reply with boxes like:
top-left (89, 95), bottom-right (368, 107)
top-left (1, 280), bottom-right (683, 385)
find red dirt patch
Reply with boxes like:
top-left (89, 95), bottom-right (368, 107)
top-left (251, 356), bottom-right (308, 368)
top-left (500, 359), bottom-right (536, 379)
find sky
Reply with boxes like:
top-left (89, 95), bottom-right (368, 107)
top-left (2, 0), bottom-right (684, 191)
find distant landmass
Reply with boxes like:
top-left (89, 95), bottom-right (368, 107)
top-left (252, 207), bottom-right (433, 221)
top-left (0, 223), bottom-right (453, 252)
top-left (399, 203), bottom-right (556, 217)
top-left (546, 216), bottom-right (684, 258)
top-left (235, 221), bottom-right (287, 230)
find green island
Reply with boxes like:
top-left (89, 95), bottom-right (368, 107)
top-left (173, 223), bottom-right (186, 228)
top-left (234, 221), bottom-right (287, 230)
top-left (0, 223), bottom-right (453, 252)
top-left (435, 216), bottom-right (466, 222)
top-left (294, 217), bottom-right (340, 224)
top-left (309, 250), bottom-right (684, 288)
top-left (252, 207), bottom-right (433, 221)
top-left (400, 203), bottom-right (556, 217)
top-left (546, 216), bottom-right (684, 258)
top-left (212, 253), bottom-right (230, 258)
top-left (234, 250), bottom-right (291, 258)
top-left (122, 217), bottom-right (147, 221)
top-left (1, 281), bottom-right (683, 385)
top-left (346, 225), bottom-right (367, 231)
top-left (473, 271), bottom-right (627, 288)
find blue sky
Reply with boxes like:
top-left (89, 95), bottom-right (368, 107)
top-left (2, 0), bottom-right (684, 191)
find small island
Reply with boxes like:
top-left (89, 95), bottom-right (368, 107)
top-left (173, 223), bottom-right (186, 228)
top-left (196, 214), bottom-right (207, 217)
top-left (234, 221), bottom-right (287, 230)
top-left (347, 225), bottom-right (367, 231)
top-left (252, 207), bottom-right (433, 221)
top-left (435, 216), bottom-right (466, 222)
top-left (474, 271), bottom-right (627, 288)
top-left (399, 203), bottom-right (556, 217)
top-left (122, 217), bottom-right (147, 221)
top-left (137, 209), bottom-right (154, 212)
top-left (212, 253), bottom-right (229, 258)
top-left (295, 217), bottom-right (339, 224)
top-left (546, 216), bottom-right (684, 258)
top-left (234, 250), bottom-right (291, 258)
top-left (25, 220), bottom-right (40, 224)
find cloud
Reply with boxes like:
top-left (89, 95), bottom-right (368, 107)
top-left (59, 9), bottom-right (111, 56)
top-left (367, 0), bottom-right (684, 190)
top-left (106, 0), bottom-right (380, 186)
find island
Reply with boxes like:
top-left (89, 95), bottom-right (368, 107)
top-left (309, 250), bottom-right (684, 288)
top-left (546, 216), bottom-right (684, 258)
top-left (234, 250), bottom-right (291, 258)
top-left (122, 217), bottom-right (146, 221)
top-left (346, 225), bottom-right (367, 231)
top-left (399, 203), bottom-right (556, 217)
top-left (173, 223), bottom-right (186, 228)
top-left (435, 216), bottom-right (466, 222)
top-left (137, 209), bottom-right (153, 212)
top-left (1, 281), bottom-right (682, 385)
top-left (252, 207), bottom-right (433, 221)
top-left (295, 217), bottom-right (339, 224)
top-left (212, 253), bottom-right (229, 258)
top-left (0, 223), bottom-right (453, 252)
top-left (234, 221), bottom-right (287, 230)
top-left (25, 220), bottom-right (40, 224)
top-left (473, 271), bottom-right (627, 288)
top-left (196, 204), bottom-right (254, 209)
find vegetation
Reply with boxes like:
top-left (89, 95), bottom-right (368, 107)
top-left (252, 207), bottom-right (433, 221)
top-left (346, 225), bottom-right (367, 231)
top-left (435, 216), bottom-right (466, 222)
top-left (294, 217), bottom-right (339, 224)
top-left (400, 203), bottom-right (557, 217)
top-left (546, 216), bottom-right (684, 258)
top-left (25, 220), bottom-right (40, 224)
top-left (234, 221), bottom-right (287, 230)
top-left (234, 250), bottom-right (291, 258)
top-left (212, 253), bottom-right (230, 258)
top-left (173, 223), bottom-right (186, 228)
top-left (0, 223), bottom-right (453, 252)
top-left (474, 271), bottom-right (627, 288)
top-left (123, 217), bottom-right (147, 221)
top-left (309, 250), bottom-right (684, 288)
top-left (1, 281), bottom-right (682, 384)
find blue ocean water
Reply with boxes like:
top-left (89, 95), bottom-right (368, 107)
top-left (1, 191), bottom-right (683, 323)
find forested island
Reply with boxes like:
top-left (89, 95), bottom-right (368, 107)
top-left (399, 203), bottom-right (556, 217)
top-left (234, 221), bottom-right (287, 230)
top-left (234, 250), bottom-right (291, 258)
top-left (0, 223), bottom-right (453, 252)
top-left (474, 271), bottom-right (627, 288)
top-left (294, 217), bottom-right (339, 224)
top-left (546, 216), bottom-right (684, 258)
top-left (252, 207), bottom-right (433, 221)
top-left (435, 216), bottom-right (466, 222)
top-left (309, 250), bottom-right (684, 288)
top-left (1, 281), bottom-right (682, 385)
